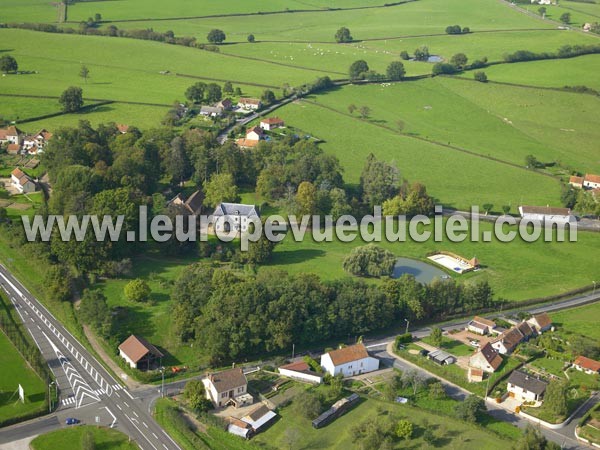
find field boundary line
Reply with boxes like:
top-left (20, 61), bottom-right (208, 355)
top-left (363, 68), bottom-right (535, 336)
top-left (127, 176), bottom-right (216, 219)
top-left (67, 0), bottom-right (418, 24)
top-left (300, 96), bottom-right (558, 179)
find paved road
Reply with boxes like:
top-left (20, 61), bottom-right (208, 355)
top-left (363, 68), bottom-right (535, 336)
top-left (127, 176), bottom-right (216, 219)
top-left (0, 265), bottom-right (181, 450)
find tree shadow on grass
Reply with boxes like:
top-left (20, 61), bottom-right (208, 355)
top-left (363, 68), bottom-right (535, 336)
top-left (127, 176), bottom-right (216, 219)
top-left (270, 249), bottom-right (326, 265)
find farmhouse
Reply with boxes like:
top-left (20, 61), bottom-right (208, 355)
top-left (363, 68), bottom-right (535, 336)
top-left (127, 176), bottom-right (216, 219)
top-left (572, 356), bottom-right (600, 375)
top-left (278, 360), bottom-right (323, 384)
top-left (23, 129), bottom-right (52, 154)
top-left (245, 126), bottom-right (264, 141)
top-left (238, 98), bottom-right (262, 110)
top-left (200, 106), bottom-right (224, 117)
top-left (118, 335), bottom-right (164, 370)
top-left (527, 312), bottom-right (552, 333)
top-left (0, 126), bottom-right (23, 145)
top-left (212, 203), bottom-right (260, 233)
top-left (10, 168), bottom-right (36, 194)
top-left (203, 367), bottom-right (251, 408)
top-left (518, 205), bottom-right (575, 225)
top-left (467, 316), bottom-right (496, 335)
top-left (584, 174), bottom-right (600, 189)
top-left (428, 349), bottom-right (457, 366)
top-left (507, 370), bottom-right (548, 402)
top-left (491, 327), bottom-right (524, 355)
top-left (569, 176), bottom-right (584, 189)
top-left (469, 342), bottom-right (503, 373)
top-left (320, 343), bottom-right (379, 377)
top-left (259, 117), bottom-right (285, 131)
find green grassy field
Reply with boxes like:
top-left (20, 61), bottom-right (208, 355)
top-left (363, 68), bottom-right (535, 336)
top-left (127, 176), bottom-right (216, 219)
top-left (285, 77), bottom-right (600, 173)
top-left (550, 302), bottom-right (600, 341)
top-left (483, 54), bottom-right (600, 91)
top-left (253, 394), bottom-right (511, 448)
top-left (520, 1), bottom-right (600, 28)
top-left (275, 94), bottom-right (564, 208)
top-left (0, 329), bottom-right (46, 425)
top-left (266, 220), bottom-right (600, 300)
top-left (30, 426), bottom-right (138, 450)
top-left (422, 335), bottom-right (474, 356)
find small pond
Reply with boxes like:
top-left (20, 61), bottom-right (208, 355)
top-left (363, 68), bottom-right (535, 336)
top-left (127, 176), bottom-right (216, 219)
top-left (391, 257), bottom-right (448, 284)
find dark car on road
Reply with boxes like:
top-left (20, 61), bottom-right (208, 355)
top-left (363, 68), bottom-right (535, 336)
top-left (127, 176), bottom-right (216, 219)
top-left (65, 418), bottom-right (80, 425)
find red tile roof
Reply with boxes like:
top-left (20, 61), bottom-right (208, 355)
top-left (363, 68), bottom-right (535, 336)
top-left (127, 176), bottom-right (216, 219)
top-left (585, 174), bottom-right (600, 184)
top-left (280, 361), bottom-right (311, 372)
top-left (574, 356), bottom-right (600, 372)
top-left (472, 316), bottom-right (495, 328)
top-left (236, 138), bottom-right (259, 148)
top-left (327, 344), bottom-right (370, 366)
top-left (239, 97), bottom-right (261, 105)
top-left (569, 176), bottom-right (584, 185)
top-left (260, 117), bottom-right (284, 125)
top-left (478, 343), bottom-right (503, 370)
top-left (531, 312), bottom-right (552, 330)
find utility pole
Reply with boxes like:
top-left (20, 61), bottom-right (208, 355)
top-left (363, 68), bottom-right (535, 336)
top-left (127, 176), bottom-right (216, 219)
top-left (593, 281), bottom-right (597, 296)
top-left (160, 367), bottom-right (165, 398)
top-left (404, 318), bottom-right (410, 335)
top-left (292, 343), bottom-right (295, 359)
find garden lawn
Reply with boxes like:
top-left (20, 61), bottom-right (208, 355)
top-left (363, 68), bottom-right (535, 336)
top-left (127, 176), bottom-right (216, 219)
top-left (0, 328), bottom-right (46, 425)
top-left (253, 394), bottom-right (512, 448)
top-left (30, 426), bottom-right (138, 450)
top-left (422, 335), bottom-right (474, 357)
top-left (93, 251), bottom-right (206, 367)
top-left (266, 218), bottom-right (600, 301)
top-left (550, 302), bottom-right (600, 341)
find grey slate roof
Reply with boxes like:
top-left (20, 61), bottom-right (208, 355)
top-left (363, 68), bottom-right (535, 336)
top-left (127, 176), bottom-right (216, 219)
top-left (213, 203), bottom-right (260, 218)
top-left (507, 370), bottom-right (548, 395)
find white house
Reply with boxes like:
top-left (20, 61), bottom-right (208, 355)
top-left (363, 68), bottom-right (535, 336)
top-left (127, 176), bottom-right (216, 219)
top-left (569, 176), bottom-right (584, 189)
top-left (507, 370), bottom-right (548, 402)
top-left (212, 203), bottom-right (260, 233)
top-left (200, 106), bottom-right (224, 117)
top-left (278, 360), bottom-right (323, 384)
top-left (526, 312), bottom-right (552, 334)
top-left (259, 117), bottom-right (285, 131)
top-left (583, 174), bottom-right (600, 190)
top-left (572, 356), bottom-right (600, 375)
top-left (518, 205), bottom-right (575, 225)
top-left (0, 126), bottom-right (22, 145)
top-left (469, 343), bottom-right (503, 373)
top-left (10, 168), bottom-right (36, 194)
top-left (245, 126), bottom-right (264, 141)
top-left (467, 316), bottom-right (496, 335)
top-left (238, 98), bottom-right (262, 110)
top-left (118, 335), bottom-right (164, 370)
top-left (320, 343), bottom-right (379, 377)
top-left (203, 367), bottom-right (251, 408)
top-left (491, 327), bottom-right (524, 355)
top-left (22, 129), bottom-right (52, 154)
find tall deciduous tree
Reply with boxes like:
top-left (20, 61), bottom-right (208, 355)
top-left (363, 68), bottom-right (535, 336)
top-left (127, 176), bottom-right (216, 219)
top-left (430, 326), bottom-right (443, 347)
top-left (59, 86), bottom-right (84, 112)
top-left (185, 82), bottom-right (206, 103)
top-left (335, 27), bottom-right (353, 43)
top-left (207, 29), bottom-right (226, 43)
top-left (544, 379), bottom-right (568, 416)
top-left (349, 60), bottom-right (369, 80)
top-left (343, 244), bottom-right (396, 277)
top-left (386, 61), bottom-right (406, 80)
top-left (124, 279), bottom-right (151, 303)
top-left (79, 64), bottom-right (90, 83)
top-left (203, 172), bottom-right (239, 207)
top-left (0, 55), bottom-right (18, 74)
top-left (360, 153), bottom-right (399, 206)
top-left (295, 181), bottom-right (317, 216)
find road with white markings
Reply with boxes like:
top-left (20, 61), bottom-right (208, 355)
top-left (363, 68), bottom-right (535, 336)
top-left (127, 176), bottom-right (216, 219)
top-left (0, 264), bottom-right (181, 450)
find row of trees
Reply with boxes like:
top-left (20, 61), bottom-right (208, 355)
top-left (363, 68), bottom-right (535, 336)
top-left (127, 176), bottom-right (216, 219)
top-left (349, 60), bottom-right (406, 81)
top-left (170, 262), bottom-right (494, 362)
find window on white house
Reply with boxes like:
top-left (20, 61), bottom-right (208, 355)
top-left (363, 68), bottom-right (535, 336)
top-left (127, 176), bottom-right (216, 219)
top-left (221, 393), bottom-right (227, 398)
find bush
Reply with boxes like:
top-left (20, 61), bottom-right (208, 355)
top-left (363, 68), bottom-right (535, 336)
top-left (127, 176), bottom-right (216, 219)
top-left (343, 244), bottom-right (396, 277)
top-left (395, 333), bottom-right (413, 346)
top-left (445, 25), bottom-right (462, 34)
top-left (432, 63), bottom-right (458, 75)
top-left (474, 71), bottom-right (488, 82)
top-left (400, 50), bottom-right (410, 60)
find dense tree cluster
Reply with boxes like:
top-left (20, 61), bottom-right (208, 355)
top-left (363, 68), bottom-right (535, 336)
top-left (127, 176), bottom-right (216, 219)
top-left (445, 25), bottom-right (470, 34)
top-left (170, 263), bottom-right (493, 362)
top-left (335, 27), bottom-right (353, 43)
top-left (0, 55), bottom-right (18, 74)
top-left (343, 244), bottom-right (397, 277)
top-left (382, 182), bottom-right (435, 216)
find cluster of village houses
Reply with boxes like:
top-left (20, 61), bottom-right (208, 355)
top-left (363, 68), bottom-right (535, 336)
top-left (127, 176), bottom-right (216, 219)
top-left (199, 97), bottom-right (262, 118)
top-left (235, 117), bottom-right (285, 149)
top-left (0, 126), bottom-right (52, 156)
